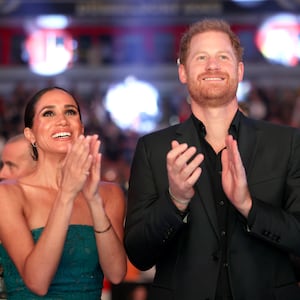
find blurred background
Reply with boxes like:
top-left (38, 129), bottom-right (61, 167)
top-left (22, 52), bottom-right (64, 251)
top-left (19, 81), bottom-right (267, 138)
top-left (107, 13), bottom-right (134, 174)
top-left (1, 0), bottom-right (300, 299)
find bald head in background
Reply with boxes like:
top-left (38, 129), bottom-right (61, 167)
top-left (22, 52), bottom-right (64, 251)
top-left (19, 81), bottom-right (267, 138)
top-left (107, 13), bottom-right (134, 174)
top-left (0, 134), bottom-right (37, 180)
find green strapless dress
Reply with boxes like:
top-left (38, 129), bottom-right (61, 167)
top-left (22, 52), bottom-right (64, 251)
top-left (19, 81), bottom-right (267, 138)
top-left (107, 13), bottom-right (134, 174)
top-left (0, 225), bottom-right (104, 300)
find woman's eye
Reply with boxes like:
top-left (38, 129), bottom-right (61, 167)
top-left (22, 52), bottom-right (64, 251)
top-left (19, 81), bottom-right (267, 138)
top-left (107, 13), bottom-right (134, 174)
top-left (42, 111), bottom-right (54, 117)
top-left (65, 109), bottom-right (77, 116)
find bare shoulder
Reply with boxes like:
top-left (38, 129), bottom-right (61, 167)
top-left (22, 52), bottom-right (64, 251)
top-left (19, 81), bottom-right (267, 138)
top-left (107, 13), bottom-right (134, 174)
top-left (0, 180), bottom-right (25, 215)
top-left (99, 181), bottom-right (126, 209)
top-left (99, 181), bottom-right (124, 196)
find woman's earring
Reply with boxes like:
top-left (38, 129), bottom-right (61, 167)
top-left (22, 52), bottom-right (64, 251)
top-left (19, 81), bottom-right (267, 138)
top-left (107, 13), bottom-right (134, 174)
top-left (32, 142), bottom-right (37, 148)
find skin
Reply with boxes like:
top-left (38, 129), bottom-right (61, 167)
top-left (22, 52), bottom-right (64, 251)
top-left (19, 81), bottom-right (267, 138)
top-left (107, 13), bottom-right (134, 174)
top-left (0, 89), bottom-right (127, 296)
top-left (167, 30), bottom-right (252, 218)
top-left (0, 136), bottom-right (36, 180)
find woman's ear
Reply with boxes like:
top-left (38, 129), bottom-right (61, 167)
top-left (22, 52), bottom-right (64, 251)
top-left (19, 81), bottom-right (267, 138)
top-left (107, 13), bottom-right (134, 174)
top-left (24, 127), bottom-right (35, 144)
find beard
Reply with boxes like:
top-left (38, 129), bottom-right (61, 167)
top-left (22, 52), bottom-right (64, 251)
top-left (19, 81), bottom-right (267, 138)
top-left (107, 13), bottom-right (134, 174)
top-left (187, 74), bottom-right (239, 108)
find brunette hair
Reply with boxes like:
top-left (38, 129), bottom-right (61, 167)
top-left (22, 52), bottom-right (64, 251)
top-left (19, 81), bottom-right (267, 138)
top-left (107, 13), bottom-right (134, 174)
top-left (24, 86), bottom-right (82, 160)
top-left (178, 18), bottom-right (244, 65)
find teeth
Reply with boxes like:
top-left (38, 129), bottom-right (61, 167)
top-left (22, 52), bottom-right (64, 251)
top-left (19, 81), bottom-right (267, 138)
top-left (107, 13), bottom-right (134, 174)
top-left (204, 77), bottom-right (222, 81)
top-left (52, 132), bottom-right (71, 138)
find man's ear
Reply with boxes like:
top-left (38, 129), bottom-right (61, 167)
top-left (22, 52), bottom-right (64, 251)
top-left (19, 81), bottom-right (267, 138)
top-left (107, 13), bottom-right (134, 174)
top-left (24, 127), bottom-right (35, 145)
top-left (178, 64), bottom-right (187, 84)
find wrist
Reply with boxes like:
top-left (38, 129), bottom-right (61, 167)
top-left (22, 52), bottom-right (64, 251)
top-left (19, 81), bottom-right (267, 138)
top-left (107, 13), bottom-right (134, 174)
top-left (239, 196), bottom-right (253, 218)
top-left (168, 187), bottom-right (190, 205)
top-left (94, 218), bottom-right (112, 234)
top-left (86, 194), bottom-right (102, 206)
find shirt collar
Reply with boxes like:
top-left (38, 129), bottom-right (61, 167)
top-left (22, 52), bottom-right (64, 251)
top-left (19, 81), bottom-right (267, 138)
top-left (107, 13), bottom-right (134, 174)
top-left (191, 109), bottom-right (241, 140)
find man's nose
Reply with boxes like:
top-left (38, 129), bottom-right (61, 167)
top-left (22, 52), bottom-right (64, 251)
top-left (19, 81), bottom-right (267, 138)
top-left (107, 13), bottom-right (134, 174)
top-left (0, 165), bottom-right (12, 180)
top-left (206, 57), bottom-right (220, 70)
top-left (0, 166), bottom-right (7, 180)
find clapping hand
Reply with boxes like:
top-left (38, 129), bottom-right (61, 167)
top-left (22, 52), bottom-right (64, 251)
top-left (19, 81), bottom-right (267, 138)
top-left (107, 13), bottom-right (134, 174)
top-left (221, 135), bottom-right (252, 217)
top-left (82, 134), bottom-right (102, 202)
top-left (60, 135), bottom-right (93, 197)
top-left (167, 140), bottom-right (204, 208)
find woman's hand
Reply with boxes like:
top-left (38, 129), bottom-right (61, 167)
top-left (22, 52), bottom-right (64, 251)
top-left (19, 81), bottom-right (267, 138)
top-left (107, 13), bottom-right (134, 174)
top-left (82, 135), bottom-right (102, 202)
top-left (59, 135), bottom-right (93, 197)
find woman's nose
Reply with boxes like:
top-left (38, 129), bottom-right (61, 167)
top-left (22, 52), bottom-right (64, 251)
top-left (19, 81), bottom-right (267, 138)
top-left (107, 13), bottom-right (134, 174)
top-left (57, 115), bottom-right (68, 125)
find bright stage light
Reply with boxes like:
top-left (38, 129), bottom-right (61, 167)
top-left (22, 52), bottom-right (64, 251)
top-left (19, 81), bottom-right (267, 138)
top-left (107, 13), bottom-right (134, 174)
top-left (25, 29), bottom-right (74, 76)
top-left (36, 15), bottom-right (69, 29)
top-left (104, 76), bottom-right (160, 133)
top-left (231, 0), bottom-right (266, 8)
top-left (255, 13), bottom-right (300, 66)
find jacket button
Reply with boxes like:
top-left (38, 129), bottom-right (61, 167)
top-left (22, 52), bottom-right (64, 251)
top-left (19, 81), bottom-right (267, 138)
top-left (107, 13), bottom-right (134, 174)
top-left (212, 251), bottom-right (219, 261)
top-left (212, 255), bottom-right (219, 261)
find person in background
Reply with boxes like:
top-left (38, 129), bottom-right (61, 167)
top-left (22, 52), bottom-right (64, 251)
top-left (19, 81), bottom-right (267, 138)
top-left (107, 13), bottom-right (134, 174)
top-left (0, 134), bottom-right (37, 180)
top-left (0, 134), bottom-right (37, 298)
top-left (0, 86), bottom-right (127, 299)
top-left (124, 19), bottom-right (300, 300)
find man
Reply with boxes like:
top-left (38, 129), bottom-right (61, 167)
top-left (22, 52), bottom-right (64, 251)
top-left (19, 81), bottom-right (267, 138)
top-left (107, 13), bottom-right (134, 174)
top-left (0, 134), bottom-right (37, 298)
top-left (0, 134), bottom-right (36, 180)
top-left (124, 19), bottom-right (300, 300)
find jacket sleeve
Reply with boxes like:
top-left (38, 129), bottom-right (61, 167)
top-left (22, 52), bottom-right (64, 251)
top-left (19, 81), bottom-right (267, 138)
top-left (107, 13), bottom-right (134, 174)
top-left (124, 136), bottom-right (187, 271)
top-left (245, 127), bottom-right (300, 256)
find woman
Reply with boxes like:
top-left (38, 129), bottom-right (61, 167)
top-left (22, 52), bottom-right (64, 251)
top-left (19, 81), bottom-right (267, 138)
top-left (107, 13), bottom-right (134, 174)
top-left (0, 87), bottom-right (127, 299)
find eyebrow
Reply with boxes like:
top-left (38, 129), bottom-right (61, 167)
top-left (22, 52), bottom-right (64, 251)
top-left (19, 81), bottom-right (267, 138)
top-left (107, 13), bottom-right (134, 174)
top-left (38, 104), bottom-right (79, 115)
top-left (3, 161), bottom-right (17, 168)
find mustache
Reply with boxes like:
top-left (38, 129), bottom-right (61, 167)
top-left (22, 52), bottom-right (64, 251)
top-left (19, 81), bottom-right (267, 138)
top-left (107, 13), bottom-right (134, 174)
top-left (198, 71), bottom-right (228, 79)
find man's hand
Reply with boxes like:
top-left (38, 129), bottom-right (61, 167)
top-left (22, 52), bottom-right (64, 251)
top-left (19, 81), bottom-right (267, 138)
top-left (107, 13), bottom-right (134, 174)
top-left (167, 140), bottom-right (204, 209)
top-left (221, 135), bottom-right (252, 217)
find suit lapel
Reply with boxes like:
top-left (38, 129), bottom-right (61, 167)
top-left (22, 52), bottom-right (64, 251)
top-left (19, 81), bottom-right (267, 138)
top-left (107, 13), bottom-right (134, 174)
top-left (227, 113), bottom-right (259, 238)
top-left (237, 113), bottom-right (259, 176)
top-left (175, 118), bottom-right (220, 238)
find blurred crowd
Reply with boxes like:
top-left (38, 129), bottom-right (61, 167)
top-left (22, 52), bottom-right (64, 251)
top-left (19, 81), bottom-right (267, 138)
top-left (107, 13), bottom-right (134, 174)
top-left (2, 81), bottom-right (300, 137)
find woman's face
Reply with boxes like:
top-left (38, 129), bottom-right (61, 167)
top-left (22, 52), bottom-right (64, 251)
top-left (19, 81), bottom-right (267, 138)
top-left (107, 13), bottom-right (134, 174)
top-left (26, 89), bottom-right (84, 156)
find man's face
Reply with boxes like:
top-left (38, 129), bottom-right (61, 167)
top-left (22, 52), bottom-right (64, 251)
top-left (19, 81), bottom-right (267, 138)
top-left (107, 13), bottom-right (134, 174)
top-left (0, 139), bottom-right (36, 180)
top-left (178, 30), bottom-right (244, 108)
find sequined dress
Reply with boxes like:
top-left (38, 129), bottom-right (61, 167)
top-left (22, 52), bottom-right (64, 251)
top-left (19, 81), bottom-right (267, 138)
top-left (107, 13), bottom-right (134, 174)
top-left (0, 225), bottom-right (104, 300)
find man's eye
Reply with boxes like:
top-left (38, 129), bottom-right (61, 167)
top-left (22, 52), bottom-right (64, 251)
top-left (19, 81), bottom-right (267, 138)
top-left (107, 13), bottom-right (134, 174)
top-left (197, 56), bottom-right (206, 61)
top-left (220, 55), bottom-right (228, 60)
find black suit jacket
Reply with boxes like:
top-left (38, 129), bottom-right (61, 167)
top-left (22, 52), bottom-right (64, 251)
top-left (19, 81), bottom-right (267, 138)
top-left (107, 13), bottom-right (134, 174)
top-left (124, 112), bottom-right (300, 300)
